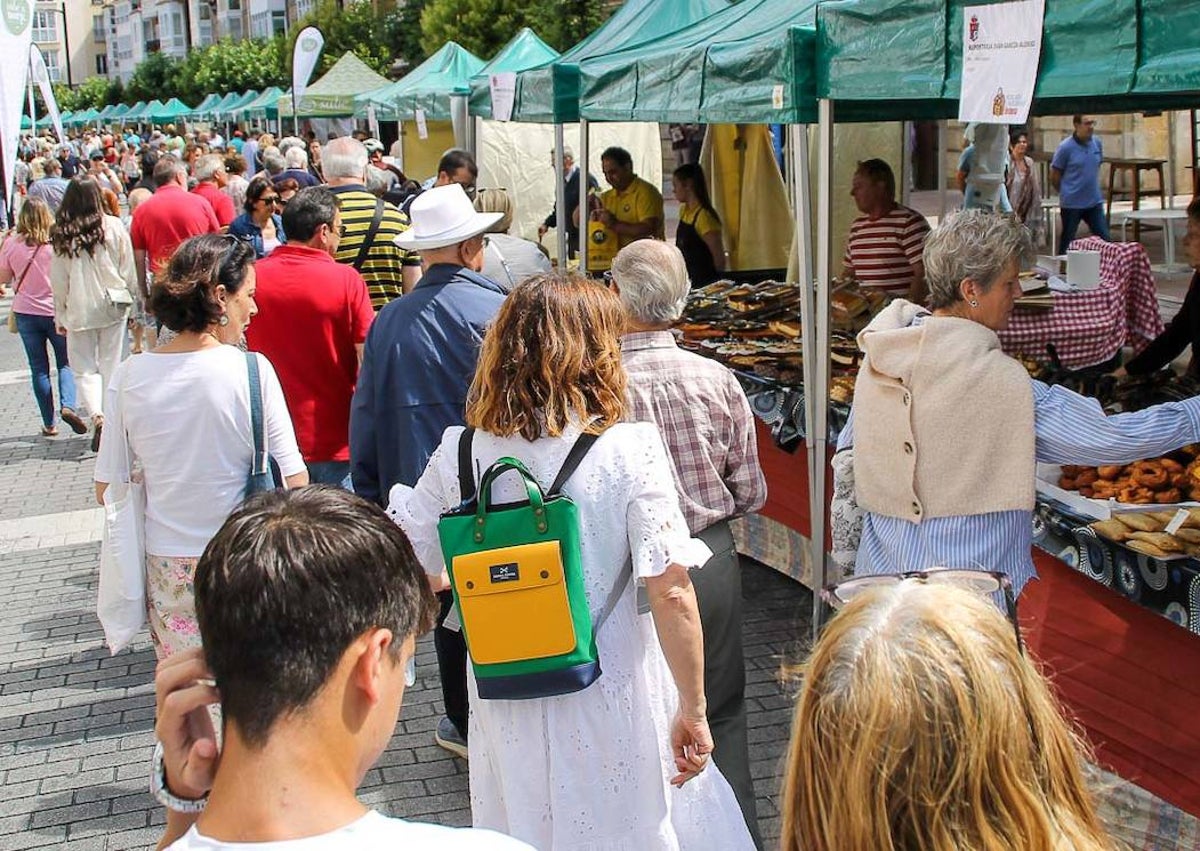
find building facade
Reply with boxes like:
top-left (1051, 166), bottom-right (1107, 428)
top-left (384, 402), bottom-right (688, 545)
top-left (32, 0), bottom-right (109, 86)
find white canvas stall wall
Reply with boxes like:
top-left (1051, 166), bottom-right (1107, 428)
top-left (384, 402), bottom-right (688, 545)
top-left (478, 120), bottom-right (663, 244)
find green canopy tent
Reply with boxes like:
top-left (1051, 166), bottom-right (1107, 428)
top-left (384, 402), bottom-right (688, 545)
top-left (191, 93), bottom-right (225, 120)
top-left (109, 103), bottom-right (131, 123)
top-left (511, 0), bottom-right (727, 124)
top-left (122, 101), bottom-right (149, 122)
top-left (577, 0), bottom-right (820, 124)
top-left (468, 28), bottom-right (558, 119)
top-left (96, 105), bottom-right (115, 121)
top-left (223, 90), bottom-right (260, 118)
top-left (148, 97), bottom-right (194, 124)
top-left (209, 92), bottom-right (244, 122)
top-left (237, 86), bottom-right (284, 120)
top-left (356, 41), bottom-right (485, 121)
top-left (286, 52), bottom-right (389, 118)
top-left (70, 107), bottom-right (100, 127)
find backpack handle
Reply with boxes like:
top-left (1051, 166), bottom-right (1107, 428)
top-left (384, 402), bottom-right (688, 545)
top-left (473, 458), bottom-right (549, 543)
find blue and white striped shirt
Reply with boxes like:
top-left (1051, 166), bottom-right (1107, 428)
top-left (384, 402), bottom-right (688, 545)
top-left (839, 380), bottom-right (1200, 594)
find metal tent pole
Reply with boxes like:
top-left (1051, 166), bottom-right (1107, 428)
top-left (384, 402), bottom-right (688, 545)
top-left (812, 98), bottom-right (835, 637)
top-left (579, 117), bottom-right (590, 265)
top-left (937, 120), bottom-right (948, 221)
top-left (553, 123), bottom-right (567, 268)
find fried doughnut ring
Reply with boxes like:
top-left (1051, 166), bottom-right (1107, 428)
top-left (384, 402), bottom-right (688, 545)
top-left (1171, 471), bottom-right (1189, 488)
top-left (1154, 488), bottom-right (1183, 504)
top-left (1058, 475), bottom-right (1077, 490)
top-left (1078, 486), bottom-right (1094, 498)
top-left (1132, 461), bottom-right (1169, 489)
top-left (1097, 465), bottom-right (1124, 481)
top-left (1061, 465), bottom-right (1083, 476)
top-left (1075, 469), bottom-right (1099, 486)
top-left (1159, 458), bottom-right (1184, 472)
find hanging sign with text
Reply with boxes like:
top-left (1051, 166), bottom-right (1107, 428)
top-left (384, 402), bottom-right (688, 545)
top-left (958, 0), bottom-right (1045, 124)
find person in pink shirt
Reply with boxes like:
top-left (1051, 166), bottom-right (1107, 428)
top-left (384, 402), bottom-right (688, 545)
top-left (0, 198), bottom-right (85, 437)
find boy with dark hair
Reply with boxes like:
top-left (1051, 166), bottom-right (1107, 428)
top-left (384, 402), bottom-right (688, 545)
top-left (154, 486), bottom-right (532, 849)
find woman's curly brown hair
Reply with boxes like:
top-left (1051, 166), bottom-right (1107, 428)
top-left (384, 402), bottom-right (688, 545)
top-left (467, 272), bottom-right (627, 441)
top-left (50, 177), bottom-right (106, 258)
top-left (149, 234), bottom-right (255, 334)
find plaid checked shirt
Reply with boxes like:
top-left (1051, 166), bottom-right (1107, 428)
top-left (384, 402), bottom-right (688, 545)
top-left (621, 331), bottom-right (767, 535)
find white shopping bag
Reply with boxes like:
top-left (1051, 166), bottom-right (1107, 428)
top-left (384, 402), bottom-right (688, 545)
top-left (97, 425), bottom-right (146, 654)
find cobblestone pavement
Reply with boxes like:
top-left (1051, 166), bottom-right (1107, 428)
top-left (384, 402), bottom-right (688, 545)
top-left (0, 298), bottom-right (812, 850)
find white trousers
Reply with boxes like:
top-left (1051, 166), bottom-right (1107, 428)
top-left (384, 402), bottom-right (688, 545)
top-left (68, 321), bottom-right (125, 419)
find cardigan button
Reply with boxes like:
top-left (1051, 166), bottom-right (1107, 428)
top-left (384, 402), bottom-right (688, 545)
top-left (902, 393), bottom-right (912, 406)
top-left (903, 442), bottom-right (913, 455)
top-left (912, 501), bottom-right (921, 516)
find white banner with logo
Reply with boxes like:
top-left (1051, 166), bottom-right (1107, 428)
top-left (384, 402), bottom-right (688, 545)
top-left (291, 26), bottom-right (325, 113)
top-left (0, 0), bottom-right (32, 212)
top-left (489, 72), bottom-right (516, 122)
top-left (29, 45), bottom-right (62, 144)
top-left (958, 0), bottom-right (1045, 124)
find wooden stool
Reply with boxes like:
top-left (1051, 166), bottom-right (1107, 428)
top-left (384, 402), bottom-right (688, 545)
top-left (1105, 158), bottom-right (1167, 241)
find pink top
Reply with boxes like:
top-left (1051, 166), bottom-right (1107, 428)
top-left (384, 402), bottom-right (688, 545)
top-left (0, 236), bottom-right (54, 317)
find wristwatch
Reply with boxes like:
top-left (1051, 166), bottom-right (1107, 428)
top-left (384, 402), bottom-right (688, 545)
top-left (150, 740), bottom-right (209, 814)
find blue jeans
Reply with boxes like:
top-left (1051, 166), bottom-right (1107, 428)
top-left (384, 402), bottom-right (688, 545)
top-left (15, 313), bottom-right (75, 429)
top-left (1058, 203), bottom-right (1111, 255)
top-left (307, 460), bottom-right (353, 490)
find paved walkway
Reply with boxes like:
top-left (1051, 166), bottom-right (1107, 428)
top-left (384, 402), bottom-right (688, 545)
top-left (0, 299), bottom-right (810, 849)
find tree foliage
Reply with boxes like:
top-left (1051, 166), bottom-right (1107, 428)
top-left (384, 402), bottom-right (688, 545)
top-left (124, 51), bottom-right (182, 104)
top-left (292, 0), bottom-right (407, 78)
top-left (419, 0), bottom-right (610, 56)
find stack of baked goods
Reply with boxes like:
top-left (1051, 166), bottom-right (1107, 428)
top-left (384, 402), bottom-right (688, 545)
top-left (1056, 450), bottom-right (1200, 504)
top-left (1089, 510), bottom-right (1200, 559)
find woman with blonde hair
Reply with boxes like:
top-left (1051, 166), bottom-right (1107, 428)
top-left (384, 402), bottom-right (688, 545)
top-left (50, 176), bottom-right (136, 450)
top-left (390, 273), bottom-right (755, 850)
top-left (781, 578), bottom-right (1117, 851)
top-left (0, 197), bottom-right (85, 437)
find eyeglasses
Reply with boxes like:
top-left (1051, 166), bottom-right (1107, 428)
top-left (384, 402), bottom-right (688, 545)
top-left (822, 568), bottom-right (1023, 653)
top-left (261, 195), bottom-right (281, 205)
top-left (338, 223), bottom-right (346, 238)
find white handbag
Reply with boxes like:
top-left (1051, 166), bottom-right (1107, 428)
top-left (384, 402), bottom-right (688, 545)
top-left (97, 385), bottom-right (146, 654)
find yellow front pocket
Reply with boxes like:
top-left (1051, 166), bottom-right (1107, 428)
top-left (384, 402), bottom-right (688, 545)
top-left (451, 540), bottom-right (577, 665)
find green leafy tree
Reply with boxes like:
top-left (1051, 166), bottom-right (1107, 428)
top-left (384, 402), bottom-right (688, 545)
top-left (104, 77), bottom-right (126, 107)
top-left (125, 52), bottom-right (183, 103)
top-left (64, 76), bottom-right (110, 111)
top-left (178, 37), bottom-right (287, 103)
top-left (292, 0), bottom-right (405, 78)
top-left (419, 0), bottom-right (610, 56)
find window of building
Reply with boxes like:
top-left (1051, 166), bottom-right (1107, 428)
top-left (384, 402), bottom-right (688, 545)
top-left (93, 14), bottom-right (105, 42)
top-left (295, 0), bottom-right (314, 18)
top-left (223, 14), bottom-right (242, 39)
top-left (42, 49), bottom-right (60, 82)
top-left (31, 10), bottom-right (57, 43)
top-left (95, 54), bottom-right (108, 75)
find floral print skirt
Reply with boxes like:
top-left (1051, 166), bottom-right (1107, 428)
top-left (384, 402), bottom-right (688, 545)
top-left (145, 553), bottom-right (202, 660)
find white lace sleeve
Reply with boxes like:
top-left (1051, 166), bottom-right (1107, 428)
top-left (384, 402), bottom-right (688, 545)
top-left (386, 431), bottom-right (461, 577)
top-left (624, 424), bottom-right (712, 579)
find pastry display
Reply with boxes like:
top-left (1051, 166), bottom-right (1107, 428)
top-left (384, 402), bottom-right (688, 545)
top-left (1088, 509), bottom-right (1200, 559)
top-left (1055, 456), bottom-right (1199, 504)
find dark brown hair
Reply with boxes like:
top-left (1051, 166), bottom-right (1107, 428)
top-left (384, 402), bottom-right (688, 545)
top-left (466, 273), bottom-right (627, 441)
top-left (50, 177), bottom-right (107, 258)
top-left (149, 233), bottom-right (255, 333)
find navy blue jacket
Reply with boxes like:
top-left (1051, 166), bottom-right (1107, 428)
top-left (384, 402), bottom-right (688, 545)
top-left (228, 213), bottom-right (285, 258)
top-left (349, 263), bottom-right (507, 504)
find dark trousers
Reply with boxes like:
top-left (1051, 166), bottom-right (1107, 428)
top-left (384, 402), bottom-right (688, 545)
top-left (1058, 203), bottom-right (1111, 255)
top-left (434, 590), bottom-right (470, 739)
top-left (692, 520), bottom-right (761, 849)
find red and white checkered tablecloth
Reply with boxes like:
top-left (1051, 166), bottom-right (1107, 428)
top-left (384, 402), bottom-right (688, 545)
top-left (997, 237), bottom-right (1165, 369)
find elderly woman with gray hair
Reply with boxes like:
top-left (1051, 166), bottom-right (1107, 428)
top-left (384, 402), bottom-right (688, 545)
top-left (836, 209), bottom-right (1200, 596)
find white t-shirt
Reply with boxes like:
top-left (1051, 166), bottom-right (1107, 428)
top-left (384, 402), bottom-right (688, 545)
top-left (166, 810), bottom-right (533, 850)
top-left (94, 346), bottom-right (306, 557)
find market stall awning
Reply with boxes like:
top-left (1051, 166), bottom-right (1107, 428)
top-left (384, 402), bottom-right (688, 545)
top-left (512, 0), bottom-right (729, 123)
top-left (468, 28), bottom-right (559, 118)
top-left (578, 0), bottom-right (819, 124)
top-left (191, 93), bottom-right (224, 119)
top-left (109, 103), bottom-right (131, 121)
top-left (209, 92), bottom-right (244, 119)
top-left (357, 41), bottom-right (485, 121)
top-left (148, 97), bottom-right (194, 124)
top-left (292, 52), bottom-right (389, 117)
top-left (70, 107), bottom-right (100, 126)
top-left (814, 0), bottom-right (1200, 120)
top-left (122, 101), bottom-right (148, 121)
top-left (237, 86), bottom-right (284, 118)
top-left (222, 90), bottom-right (260, 119)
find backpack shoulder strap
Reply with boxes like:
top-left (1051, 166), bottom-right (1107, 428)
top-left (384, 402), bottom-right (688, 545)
top-left (548, 431), bottom-right (600, 496)
top-left (456, 427), bottom-right (476, 504)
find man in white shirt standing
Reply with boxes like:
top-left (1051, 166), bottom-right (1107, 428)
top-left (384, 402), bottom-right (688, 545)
top-left (153, 487), bottom-right (533, 850)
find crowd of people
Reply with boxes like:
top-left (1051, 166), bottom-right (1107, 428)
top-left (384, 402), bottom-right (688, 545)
top-left (0, 118), bottom-right (1147, 850)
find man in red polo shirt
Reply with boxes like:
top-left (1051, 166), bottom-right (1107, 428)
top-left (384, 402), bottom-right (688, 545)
top-left (245, 186), bottom-right (374, 487)
top-left (190, 153), bottom-right (235, 229)
top-left (130, 155), bottom-right (220, 304)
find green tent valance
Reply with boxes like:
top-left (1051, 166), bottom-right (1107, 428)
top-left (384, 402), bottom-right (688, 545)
top-left (356, 41), bottom-right (485, 121)
top-left (468, 28), bottom-right (558, 119)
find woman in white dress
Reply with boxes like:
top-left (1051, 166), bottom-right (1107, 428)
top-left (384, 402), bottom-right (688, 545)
top-left (390, 273), bottom-right (755, 851)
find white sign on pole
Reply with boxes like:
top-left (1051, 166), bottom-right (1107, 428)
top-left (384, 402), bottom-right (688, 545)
top-left (415, 108), bottom-right (428, 140)
top-left (291, 26), bottom-right (325, 115)
top-left (0, 0), bottom-right (33, 214)
top-left (29, 45), bottom-right (62, 144)
top-left (958, 0), bottom-right (1045, 124)
top-left (366, 103), bottom-right (379, 138)
top-left (489, 72), bottom-right (516, 122)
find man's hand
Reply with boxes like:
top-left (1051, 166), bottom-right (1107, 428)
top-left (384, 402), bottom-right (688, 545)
top-left (155, 648), bottom-right (220, 801)
top-left (668, 709), bottom-right (712, 788)
top-left (537, 223), bottom-right (548, 239)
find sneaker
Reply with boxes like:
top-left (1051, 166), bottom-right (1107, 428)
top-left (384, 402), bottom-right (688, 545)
top-left (434, 716), bottom-right (468, 759)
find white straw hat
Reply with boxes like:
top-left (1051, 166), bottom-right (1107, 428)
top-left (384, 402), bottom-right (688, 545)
top-left (395, 184), bottom-right (503, 251)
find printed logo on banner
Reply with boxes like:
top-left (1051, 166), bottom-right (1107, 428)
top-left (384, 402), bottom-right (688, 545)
top-left (957, 0), bottom-right (1045, 125)
top-left (2, 0), bottom-right (30, 36)
top-left (300, 35), bottom-right (319, 52)
top-left (969, 14), bottom-right (980, 42)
